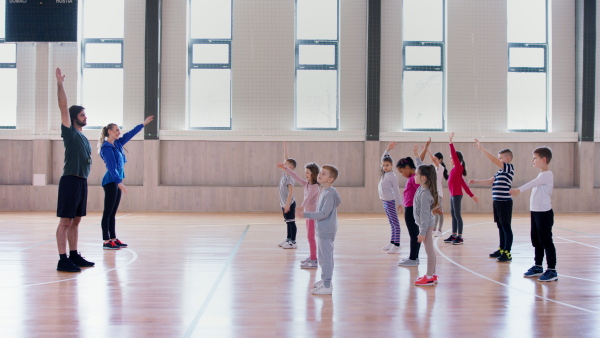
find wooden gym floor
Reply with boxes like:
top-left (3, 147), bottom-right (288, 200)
top-left (1, 212), bottom-right (599, 337)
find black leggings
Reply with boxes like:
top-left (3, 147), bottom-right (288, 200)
top-left (101, 182), bottom-right (122, 241)
top-left (282, 201), bottom-right (297, 241)
top-left (450, 195), bottom-right (464, 235)
top-left (404, 206), bottom-right (421, 260)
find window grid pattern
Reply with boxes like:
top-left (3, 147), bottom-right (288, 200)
top-left (507, 0), bottom-right (548, 132)
top-left (188, 1), bottom-right (233, 130)
top-left (0, 38), bottom-right (17, 129)
top-left (401, 1), bottom-right (445, 131)
top-left (294, 0), bottom-right (340, 130)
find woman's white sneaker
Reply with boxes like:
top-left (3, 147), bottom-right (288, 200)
top-left (387, 245), bottom-right (401, 254)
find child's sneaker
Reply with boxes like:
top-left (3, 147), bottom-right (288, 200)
top-left (497, 251), bottom-right (512, 263)
top-left (69, 252), bottom-right (95, 267)
top-left (278, 240), bottom-right (289, 247)
top-left (311, 284), bottom-right (333, 295)
top-left (523, 265), bottom-right (544, 277)
top-left (398, 258), bottom-right (418, 267)
top-left (444, 235), bottom-right (456, 243)
top-left (56, 258), bottom-right (81, 272)
top-left (451, 237), bottom-right (464, 245)
top-left (538, 269), bottom-right (558, 282)
top-left (381, 243), bottom-right (393, 251)
top-left (114, 239), bottom-right (127, 248)
top-left (301, 257), bottom-right (311, 264)
top-left (387, 245), bottom-right (401, 254)
top-left (433, 230), bottom-right (442, 237)
top-left (489, 248), bottom-right (502, 258)
top-left (414, 275), bottom-right (437, 286)
top-left (313, 280), bottom-right (324, 288)
top-left (300, 260), bottom-right (318, 269)
top-left (282, 241), bottom-right (297, 249)
top-left (103, 241), bottom-right (120, 250)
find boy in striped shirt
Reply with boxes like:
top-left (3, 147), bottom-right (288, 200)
top-left (468, 140), bottom-right (515, 262)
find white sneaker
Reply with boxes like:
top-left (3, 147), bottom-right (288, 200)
top-left (381, 243), bottom-right (394, 251)
top-left (433, 231), bottom-right (443, 237)
top-left (398, 258), bottom-right (418, 266)
top-left (301, 256), bottom-right (311, 264)
top-left (282, 242), bottom-right (297, 249)
top-left (278, 240), bottom-right (289, 247)
top-left (313, 280), bottom-right (324, 288)
top-left (311, 284), bottom-right (333, 295)
top-left (300, 260), bottom-right (318, 269)
top-left (387, 245), bottom-right (401, 254)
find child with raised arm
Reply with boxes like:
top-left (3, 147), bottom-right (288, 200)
top-left (379, 142), bottom-right (402, 254)
top-left (511, 147), bottom-right (557, 282)
top-left (277, 142), bottom-right (297, 249)
top-left (428, 150), bottom-right (447, 237)
top-left (277, 158), bottom-right (321, 268)
top-left (469, 140), bottom-right (514, 262)
top-left (396, 155), bottom-right (420, 266)
top-left (413, 164), bottom-right (440, 286)
top-left (298, 165), bottom-right (341, 295)
top-left (446, 132), bottom-right (478, 245)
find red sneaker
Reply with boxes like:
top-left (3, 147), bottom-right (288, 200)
top-left (114, 239), bottom-right (128, 248)
top-left (414, 275), bottom-right (437, 286)
top-left (103, 241), bottom-right (120, 250)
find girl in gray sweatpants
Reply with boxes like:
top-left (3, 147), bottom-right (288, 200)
top-left (413, 164), bottom-right (441, 286)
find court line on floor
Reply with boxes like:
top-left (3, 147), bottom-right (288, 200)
top-left (555, 227), bottom-right (600, 238)
top-left (3, 213), bottom-right (132, 256)
top-left (0, 245), bottom-right (139, 289)
top-left (435, 221), bottom-right (597, 314)
top-left (183, 224), bottom-right (251, 338)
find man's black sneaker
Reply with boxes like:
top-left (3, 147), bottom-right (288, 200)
top-left (57, 258), bottom-right (81, 272)
top-left (114, 239), bottom-right (128, 248)
top-left (489, 248), bottom-right (502, 258)
top-left (497, 252), bottom-right (512, 263)
top-left (69, 252), bottom-right (95, 267)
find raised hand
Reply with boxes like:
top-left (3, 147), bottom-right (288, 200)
top-left (276, 163), bottom-right (286, 170)
top-left (143, 115), bottom-right (154, 126)
top-left (413, 144), bottom-right (419, 157)
top-left (387, 141), bottom-right (397, 152)
top-left (56, 67), bottom-right (65, 85)
top-left (449, 132), bottom-right (455, 143)
top-left (474, 138), bottom-right (482, 150)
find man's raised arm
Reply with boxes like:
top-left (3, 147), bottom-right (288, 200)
top-left (56, 68), bottom-right (70, 128)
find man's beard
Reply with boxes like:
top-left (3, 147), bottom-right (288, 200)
top-left (74, 119), bottom-right (86, 127)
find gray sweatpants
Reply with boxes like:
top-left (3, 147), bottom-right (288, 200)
top-left (317, 236), bottom-right (335, 288)
top-left (423, 226), bottom-right (436, 276)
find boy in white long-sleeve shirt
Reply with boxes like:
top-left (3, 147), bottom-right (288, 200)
top-left (299, 165), bottom-right (341, 295)
top-left (510, 147), bottom-right (557, 282)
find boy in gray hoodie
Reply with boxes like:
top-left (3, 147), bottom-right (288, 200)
top-left (299, 165), bottom-right (341, 295)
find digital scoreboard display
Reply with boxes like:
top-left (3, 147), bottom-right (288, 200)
top-left (5, 0), bottom-right (78, 42)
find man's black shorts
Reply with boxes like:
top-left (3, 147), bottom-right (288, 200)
top-left (57, 175), bottom-right (88, 218)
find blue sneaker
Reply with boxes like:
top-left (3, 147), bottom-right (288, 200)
top-left (523, 265), bottom-right (544, 277)
top-left (538, 269), bottom-right (558, 282)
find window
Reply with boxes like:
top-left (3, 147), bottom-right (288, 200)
top-left (0, 2), bottom-right (17, 129)
top-left (507, 0), bottom-right (548, 131)
top-left (402, 0), bottom-right (445, 131)
top-left (295, 0), bottom-right (339, 130)
top-left (189, 0), bottom-right (232, 129)
top-left (82, 0), bottom-right (124, 128)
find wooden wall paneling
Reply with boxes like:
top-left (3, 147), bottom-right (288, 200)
top-left (0, 140), bottom-right (33, 185)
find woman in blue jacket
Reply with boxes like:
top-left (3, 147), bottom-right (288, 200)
top-left (98, 116), bottom-right (154, 249)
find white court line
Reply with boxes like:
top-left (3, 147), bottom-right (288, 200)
top-left (557, 236), bottom-right (600, 250)
top-left (0, 245), bottom-right (139, 289)
top-left (434, 220), bottom-right (597, 314)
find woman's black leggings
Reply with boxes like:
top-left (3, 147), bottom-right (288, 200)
top-left (101, 182), bottom-right (122, 241)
